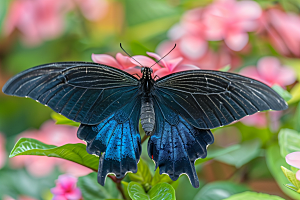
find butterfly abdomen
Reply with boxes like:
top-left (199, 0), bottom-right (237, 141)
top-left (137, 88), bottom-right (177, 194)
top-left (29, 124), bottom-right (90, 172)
top-left (140, 97), bottom-right (155, 135)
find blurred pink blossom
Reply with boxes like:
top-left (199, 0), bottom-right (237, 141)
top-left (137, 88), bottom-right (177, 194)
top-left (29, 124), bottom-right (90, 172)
top-left (0, 133), bottom-right (6, 169)
top-left (203, 0), bottom-right (262, 51)
top-left (167, 8), bottom-right (208, 60)
top-left (286, 152), bottom-right (300, 181)
top-left (4, 0), bottom-right (108, 46)
top-left (239, 56), bottom-right (296, 87)
top-left (157, 41), bottom-right (240, 70)
top-left (240, 112), bottom-right (267, 128)
top-left (4, 0), bottom-right (67, 46)
top-left (51, 174), bottom-right (82, 200)
top-left (10, 120), bottom-right (92, 177)
top-left (258, 8), bottom-right (300, 57)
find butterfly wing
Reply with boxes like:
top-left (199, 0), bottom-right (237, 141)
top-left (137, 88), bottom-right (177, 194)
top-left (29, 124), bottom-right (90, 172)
top-left (148, 98), bottom-right (214, 188)
top-left (153, 70), bottom-right (288, 129)
top-left (2, 62), bottom-right (140, 125)
top-left (77, 96), bottom-right (141, 185)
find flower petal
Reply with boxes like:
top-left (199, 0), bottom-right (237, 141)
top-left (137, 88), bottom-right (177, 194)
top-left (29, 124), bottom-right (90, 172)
top-left (92, 54), bottom-right (122, 69)
top-left (286, 152), bottom-right (300, 169)
top-left (224, 32), bottom-right (248, 51)
top-left (173, 64), bottom-right (199, 73)
top-left (116, 53), bottom-right (136, 69)
top-left (131, 55), bottom-right (159, 68)
top-left (179, 36), bottom-right (207, 60)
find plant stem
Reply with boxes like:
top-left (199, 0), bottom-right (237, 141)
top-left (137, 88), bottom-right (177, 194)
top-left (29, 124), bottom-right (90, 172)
top-left (141, 135), bottom-right (149, 144)
top-left (92, 169), bottom-right (127, 199)
top-left (108, 175), bottom-right (126, 199)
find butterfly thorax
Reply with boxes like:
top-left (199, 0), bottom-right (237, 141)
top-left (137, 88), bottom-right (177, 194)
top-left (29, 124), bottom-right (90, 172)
top-left (140, 67), bottom-right (155, 135)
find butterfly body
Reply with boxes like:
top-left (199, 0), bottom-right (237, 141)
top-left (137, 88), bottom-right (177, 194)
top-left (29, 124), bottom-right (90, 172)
top-left (2, 62), bottom-right (288, 188)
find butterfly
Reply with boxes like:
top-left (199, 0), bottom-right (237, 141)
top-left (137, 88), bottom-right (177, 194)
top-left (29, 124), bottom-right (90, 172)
top-left (2, 59), bottom-right (287, 188)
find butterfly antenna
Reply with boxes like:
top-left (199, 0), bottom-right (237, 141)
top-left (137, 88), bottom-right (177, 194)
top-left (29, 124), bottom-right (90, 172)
top-left (120, 43), bottom-right (145, 67)
top-left (150, 44), bottom-right (176, 68)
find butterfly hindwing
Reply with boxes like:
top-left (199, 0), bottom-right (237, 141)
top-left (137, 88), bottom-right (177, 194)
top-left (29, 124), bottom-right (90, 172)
top-left (148, 98), bottom-right (214, 188)
top-left (2, 62), bottom-right (140, 125)
top-left (77, 96), bottom-right (141, 185)
top-left (154, 70), bottom-right (287, 129)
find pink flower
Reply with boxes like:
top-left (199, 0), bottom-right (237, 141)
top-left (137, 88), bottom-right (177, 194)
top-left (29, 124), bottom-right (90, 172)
top-left (0, 133), bottom-right (6, 169)
top-left (4, 0), bottom-right (108, 46)
top-left (258, 8), bottom-right (300, 57)
top-left (10, 120), bottom-right (92, 177)
top-left (239, 56), bottom-right (296, 87)
top-left (203, 0), bottom-right (262, 51)
top-left (147, 52), bottom-right (199, 77)
top-left (167, 8), bottom-right (208, 60)
top-left (51, 174), bottom-right (82, 200)
top-left (4, 0), bottom-right (67, 46)
top-left (240, 112), bottom-right (267, 128)
top-left (286, 152), bottom-right (300, 181)
top-left (92, 52), bottom-right (166, 78)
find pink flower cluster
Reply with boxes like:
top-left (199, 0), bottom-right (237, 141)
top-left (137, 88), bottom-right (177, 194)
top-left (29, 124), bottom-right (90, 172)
top-left (258, 8), bottom-right (300, 58)
top-left (10, 120), bottom-right (92, 177)
top-left (51, 174), bottom-right (82, 200)
top-left (157, 0), bottom-right (262, 69)
top-left (92, 52), bottom-right (199, 78)
top-left (3, 0), bottom-right (108, 46)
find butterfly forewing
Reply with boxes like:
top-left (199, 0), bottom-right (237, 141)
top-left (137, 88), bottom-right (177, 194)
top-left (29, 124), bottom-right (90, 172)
top-left (154, 70), bottom-right (288, 129)
top-left (2, 62), bottom-right (140, 125)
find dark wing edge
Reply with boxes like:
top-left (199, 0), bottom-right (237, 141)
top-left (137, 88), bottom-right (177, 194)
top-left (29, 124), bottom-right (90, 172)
top-left (77, 96), bottom-right (141, 185)
top-left (148, 97), bottom-right (214, 188)
top-left (2, 62), bottom-right (140, 125)
top-left (154, 70), bottom-right (288, 129)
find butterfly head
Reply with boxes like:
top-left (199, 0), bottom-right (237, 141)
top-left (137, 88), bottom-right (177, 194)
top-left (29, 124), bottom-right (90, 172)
top-left (141, 67), bottom-right (153, 79)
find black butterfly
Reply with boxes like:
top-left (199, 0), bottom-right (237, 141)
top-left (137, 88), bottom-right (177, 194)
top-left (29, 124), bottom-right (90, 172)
top-left (2, 60), bottom-right (287, 188)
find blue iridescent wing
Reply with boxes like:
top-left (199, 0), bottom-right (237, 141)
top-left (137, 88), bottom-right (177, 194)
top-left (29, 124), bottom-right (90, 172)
top-left (154, 70), bottom-right (288, 129)
top-left (2, 62), bottom-right (140, 125)
top-left (148, 98), bottom-right (214, 188)
top-left (77, 97), bottom-right (141, 185)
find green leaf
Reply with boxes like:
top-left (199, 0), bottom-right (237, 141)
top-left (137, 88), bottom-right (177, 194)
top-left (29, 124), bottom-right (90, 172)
top-left (128, 159), bottom-right (152, 186)
top-left (295, 102), bottom-right (300, 132)
top-left (278, 128), bottom-right (300, 158)
top-left (9, 138), bottom-right (99, 171)
top-left (266, 144), bottom-right (300, 199)
top-left (195, 144), bottom-right (241, 165)
top-left (51, 112), bottom-right (80, 127)
top-left (281, 166), bottom-right (300, 191)
top-left (151, 167), bottom-right (173, 185)
top-left (148, 183), bottom-right (175, 200)
top-left (77, 172), bottom-right (121, 200)
top-left (193, 181), bottom-right (249, 200)
top-left (288, 83), bottom-right (300, 104)
top-left (0, 0), bottom-right (8, 33)
top-left (220, 65), bottom-right (231, 72)
top-left (285, 183), bottom-right (298, 192)
top-left (224, 191), bottom-right (285, 200)
top-left (128, 182), bottom-right (175, 200)
top-left (272, 84), bottom-right (292, 102)
top-left (215, 139), bottom-right (261, 168)
top-left (128, 182), bottom-right (149, 200)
